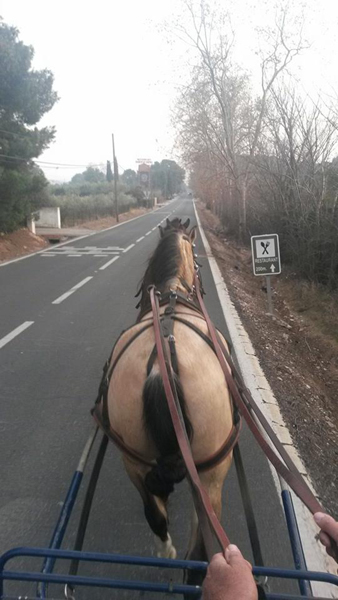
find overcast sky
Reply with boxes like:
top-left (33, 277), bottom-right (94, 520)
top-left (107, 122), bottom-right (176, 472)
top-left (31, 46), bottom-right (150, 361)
top-left (1, 0), bottom-right (338, 182)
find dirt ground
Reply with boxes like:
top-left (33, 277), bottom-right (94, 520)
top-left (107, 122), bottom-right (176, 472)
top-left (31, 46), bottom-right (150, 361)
top-left (67, 207), bottom-right (150, 230)
top-left (196, 202), bottom-right (338, 515)
top-left (0, 229), bottom-right (49, 262)
top-left (0, 207), bottom-right (151, 263)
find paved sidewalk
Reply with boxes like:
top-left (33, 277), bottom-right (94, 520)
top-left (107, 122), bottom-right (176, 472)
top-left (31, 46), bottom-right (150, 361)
top-left (36, 227), bottom-right (93, 238)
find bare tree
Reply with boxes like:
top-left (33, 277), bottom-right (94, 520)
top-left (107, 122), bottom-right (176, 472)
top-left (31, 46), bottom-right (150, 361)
top-left (173, 0), bottom-right (307, 239)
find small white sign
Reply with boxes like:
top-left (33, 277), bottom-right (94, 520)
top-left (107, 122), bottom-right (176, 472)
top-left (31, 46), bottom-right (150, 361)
top-left (251, 234), bottom-right (281, 276)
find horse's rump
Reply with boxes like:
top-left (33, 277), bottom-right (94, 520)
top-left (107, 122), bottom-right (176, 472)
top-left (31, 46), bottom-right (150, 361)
top-left (107, 311), bottom-right (233, 471)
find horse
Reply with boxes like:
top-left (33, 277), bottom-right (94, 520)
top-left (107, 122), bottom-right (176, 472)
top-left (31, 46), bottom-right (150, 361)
top-left (93, 217), bottom-right (235, 585)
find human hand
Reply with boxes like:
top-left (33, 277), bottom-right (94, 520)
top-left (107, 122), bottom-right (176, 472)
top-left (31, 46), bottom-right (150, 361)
top-left (314, 512), bottom-right (338, 562)
top-left (202, 545), bottom-right (258, 600)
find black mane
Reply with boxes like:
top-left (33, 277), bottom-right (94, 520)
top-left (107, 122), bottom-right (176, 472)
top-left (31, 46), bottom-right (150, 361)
top-left (137, 231), bottom-right (181, 316)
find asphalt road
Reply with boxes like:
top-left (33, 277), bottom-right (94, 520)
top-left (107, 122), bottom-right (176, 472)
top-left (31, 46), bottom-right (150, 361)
top-left (0, 195), bottom-right (297, 598)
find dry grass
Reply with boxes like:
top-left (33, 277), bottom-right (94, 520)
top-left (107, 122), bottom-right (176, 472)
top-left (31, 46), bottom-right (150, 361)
top-left (276, 272), bottom-right (338, 350)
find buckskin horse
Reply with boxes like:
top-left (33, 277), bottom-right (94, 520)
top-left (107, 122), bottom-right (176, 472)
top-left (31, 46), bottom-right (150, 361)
top-left (93, 217), bottom-right (239, 584)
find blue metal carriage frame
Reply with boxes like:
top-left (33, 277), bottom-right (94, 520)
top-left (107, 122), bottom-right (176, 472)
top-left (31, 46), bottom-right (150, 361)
top-left (1, 428), bottom-right (337, 600)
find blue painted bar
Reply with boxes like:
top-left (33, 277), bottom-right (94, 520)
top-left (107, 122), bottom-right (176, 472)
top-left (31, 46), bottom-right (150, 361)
top-left (37, 471), bottom-right (83, 598)
top-left (267, 596), bottom-right (329, 600)
top-left (1, 570), bottom-right (202, 596)
top-left (282, 489), bottom-right (312, 597)
top-left (37, 427), bottom-right (98, 598)
top-left (0, 546), bottom-right (208, 572)
top-left (1, 547), bottom-right (338, 599)
top-left (253, 566), bottom-right (338, 587)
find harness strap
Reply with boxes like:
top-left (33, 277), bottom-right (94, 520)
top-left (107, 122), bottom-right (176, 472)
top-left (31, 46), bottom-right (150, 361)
top-left (92, 403), bottom-right (153, 467)
top-left (93, 296), bottom-right (239, 475)
top-left (173, 316), bottom-right (226, 354)
top-left (149, 286), bottom-right (231, 557)
top-left (193, 271), bottom-right (323, 515)
top-left (92, 394), bottom-right (241, 472)
top-left (197, 419), bottom-right (241, 471)
top-left (137, 290), bottom-right (202, 321)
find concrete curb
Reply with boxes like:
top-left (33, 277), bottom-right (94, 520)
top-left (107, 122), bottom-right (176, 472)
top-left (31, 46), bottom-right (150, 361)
top-left (193, 201), bottom-right (337, 598)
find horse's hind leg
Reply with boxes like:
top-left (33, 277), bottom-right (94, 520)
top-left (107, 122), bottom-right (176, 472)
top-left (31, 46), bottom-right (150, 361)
top-left (122, 457), bottom-right (177, 559)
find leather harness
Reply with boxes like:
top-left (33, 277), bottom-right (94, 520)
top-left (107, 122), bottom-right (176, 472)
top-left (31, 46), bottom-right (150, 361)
top-left (92, 289), bottom-right (241, 473)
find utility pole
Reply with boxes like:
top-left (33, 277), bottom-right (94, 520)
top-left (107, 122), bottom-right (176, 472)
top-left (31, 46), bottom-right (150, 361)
top-left (112, 133), bottom-right (119, 223)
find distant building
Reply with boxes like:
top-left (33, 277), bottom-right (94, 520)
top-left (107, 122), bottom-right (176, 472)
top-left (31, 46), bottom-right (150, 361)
top-left (138, 162), bottom-right (151, 187)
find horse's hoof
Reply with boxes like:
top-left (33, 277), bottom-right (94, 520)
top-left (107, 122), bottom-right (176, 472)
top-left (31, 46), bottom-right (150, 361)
top-left (155, 533), bottom-right (177, 559)
top-left (168, 545), bottom-right (177, 559)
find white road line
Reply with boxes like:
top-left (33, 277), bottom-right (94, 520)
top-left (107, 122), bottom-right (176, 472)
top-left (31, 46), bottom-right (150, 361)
top-left (41, 254), bottom-right (56, 257)
top-left (94, 254), bottom-right (108, 257)
top-left (0, 321), bottom-right (34, 350)
top-left (123, 243), bottom-right (135, 253)
top-left (99, 256), bottom-right (119, 271)
top-left (52, 276), bottom-right (93, 305)
top-left (69, 254), bottom-right (82, 257)
top-left (136, 236), bottom-right (145, 243)
top-left (145, 231), bottom-right (151, 236)
top-left (152, 227), bottom-right (157, 231)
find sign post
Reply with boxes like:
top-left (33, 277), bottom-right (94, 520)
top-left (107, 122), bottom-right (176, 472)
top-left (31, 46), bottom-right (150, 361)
top-left (251, 234), bottom-right (281, 315)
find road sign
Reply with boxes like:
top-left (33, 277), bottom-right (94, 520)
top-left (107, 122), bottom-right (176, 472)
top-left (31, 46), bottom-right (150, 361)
top-left (251, 234), bottom-right (281, 276)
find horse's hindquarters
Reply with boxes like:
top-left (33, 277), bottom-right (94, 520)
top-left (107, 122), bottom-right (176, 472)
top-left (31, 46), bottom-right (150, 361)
top-left (107, 314), bottom-right (233, 466)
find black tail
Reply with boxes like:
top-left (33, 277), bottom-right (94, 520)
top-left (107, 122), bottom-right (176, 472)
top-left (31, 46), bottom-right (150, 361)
top-left (143, 372), bottom-right (193, 498)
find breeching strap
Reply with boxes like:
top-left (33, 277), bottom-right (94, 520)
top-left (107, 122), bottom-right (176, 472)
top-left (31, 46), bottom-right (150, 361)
top-left (149, 286), bottom-right (230, 557)
top-left (193, 270), bottom-right (323, 516)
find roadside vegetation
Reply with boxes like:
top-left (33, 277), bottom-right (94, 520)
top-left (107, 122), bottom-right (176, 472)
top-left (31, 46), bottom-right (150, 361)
top-left (48, 160), bottom-right (185, 226)
top-left (173, 1), bottom-right (338, 291)
top-left (0, 20), bottom-right (58, 233)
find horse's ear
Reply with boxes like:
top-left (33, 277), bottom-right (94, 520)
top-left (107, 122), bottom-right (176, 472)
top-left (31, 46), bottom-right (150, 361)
top-left (166, 218), bottom-right (172, 228)
top-left (189, 226), bottom-right (197, 243)
top-left (183, 218), bottom-right (190, 229)
top-left (159, 225), bottom-right (165, 238)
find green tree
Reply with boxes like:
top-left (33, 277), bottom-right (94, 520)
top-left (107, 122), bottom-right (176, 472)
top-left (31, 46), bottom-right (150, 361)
top-left (71, 166), bottom-right (105, 185)
top-left (121, 168), bottom-right (137, 187)
top-left (106, 160), bottom-right (113, 182)
top-left (0, 20), bottom-right (58, 231)
top-left (150, 160), bottom-right (185, 198)
top-left (83, 166), bottom-right (105, 183)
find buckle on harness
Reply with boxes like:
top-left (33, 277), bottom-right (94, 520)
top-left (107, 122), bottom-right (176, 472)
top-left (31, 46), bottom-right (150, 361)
top-left (147, 285), bottom-right (161, 297)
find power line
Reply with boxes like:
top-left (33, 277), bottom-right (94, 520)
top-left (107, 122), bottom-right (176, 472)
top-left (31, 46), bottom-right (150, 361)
top-left (0, 153), bottom-right (27, 162)
top-left (37, 160), bottom-right (101, 167)
top-left (0, 152), bottom-right (103, 169)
